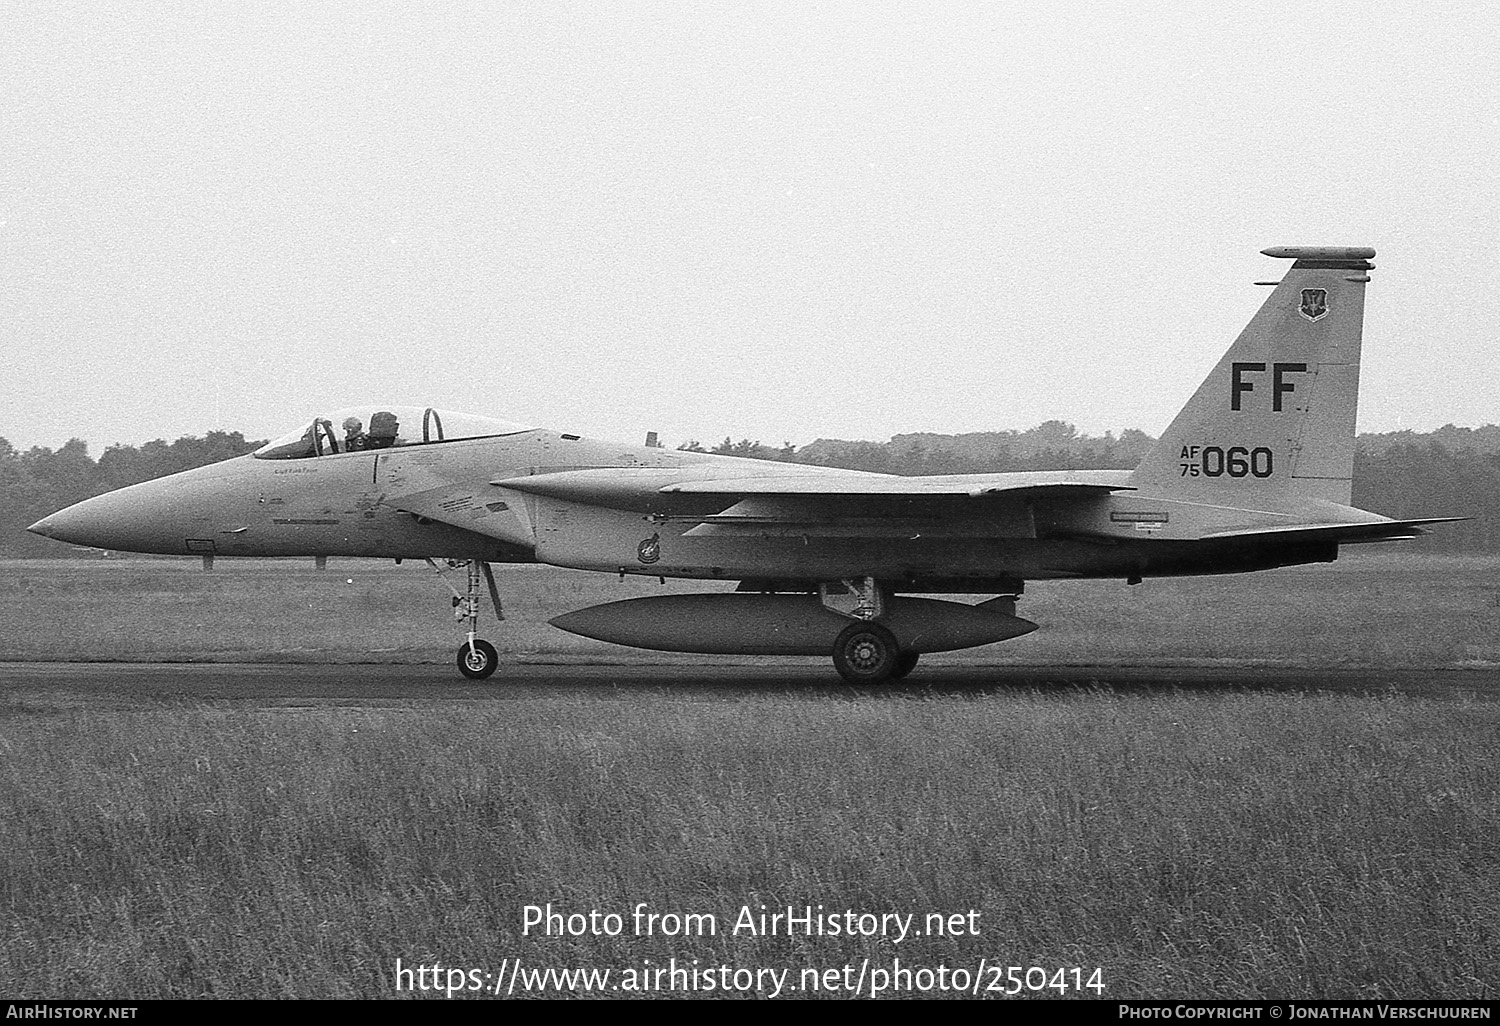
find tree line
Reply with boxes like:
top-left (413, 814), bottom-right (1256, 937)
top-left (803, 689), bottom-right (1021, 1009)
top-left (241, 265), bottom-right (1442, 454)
top-left (3, 422), bottom-right (1496, 555)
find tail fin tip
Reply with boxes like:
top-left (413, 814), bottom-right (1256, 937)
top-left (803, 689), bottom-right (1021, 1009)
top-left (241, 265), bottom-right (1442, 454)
top-left (1261, 246), bottom-right (1375, 270)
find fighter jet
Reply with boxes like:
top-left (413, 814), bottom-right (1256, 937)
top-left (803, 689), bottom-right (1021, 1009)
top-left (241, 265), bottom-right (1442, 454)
top-left (29, 247), bottom-right (1458, 683)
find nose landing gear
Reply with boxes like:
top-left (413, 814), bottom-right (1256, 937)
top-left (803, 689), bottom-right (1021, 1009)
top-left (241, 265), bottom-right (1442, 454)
top-left (458, 638), bottom-right (499, 680)
top-left (426, 558), bottom-right (504, 680)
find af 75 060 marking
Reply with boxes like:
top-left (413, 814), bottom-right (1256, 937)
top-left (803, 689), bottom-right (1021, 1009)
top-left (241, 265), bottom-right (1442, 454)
top-left (1179, 445), bottom-right (1274, 478)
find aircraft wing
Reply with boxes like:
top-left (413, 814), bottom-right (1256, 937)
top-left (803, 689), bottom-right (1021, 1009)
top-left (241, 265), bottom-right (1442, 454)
top-left (488, 466), bottom-right (1134, 541)
top-left (660, 474), bottom-right (1132, 499)
top-left (495, 467), bottom-right (1134, 507)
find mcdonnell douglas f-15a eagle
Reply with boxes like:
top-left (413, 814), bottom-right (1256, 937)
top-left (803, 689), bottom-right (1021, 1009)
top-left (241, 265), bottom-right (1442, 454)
top-left (29, 247), bottom-right (1460, 683)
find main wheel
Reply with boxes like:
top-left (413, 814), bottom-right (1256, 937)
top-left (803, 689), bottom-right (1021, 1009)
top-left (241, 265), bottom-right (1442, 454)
top-left (832, 622), bottom-right (900, 685)
top-left (891, 651), bottom-right (920, 680)
top-left (457, 639), bottom-right (499, 680)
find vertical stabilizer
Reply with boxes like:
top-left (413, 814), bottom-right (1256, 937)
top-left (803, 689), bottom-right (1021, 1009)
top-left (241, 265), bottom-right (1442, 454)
top-left (1131, 247), bottom-right (1374, 505)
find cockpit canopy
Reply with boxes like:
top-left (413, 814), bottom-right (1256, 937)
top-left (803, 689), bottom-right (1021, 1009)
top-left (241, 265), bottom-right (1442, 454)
top-left (254, 406), bottom-right (533, 460)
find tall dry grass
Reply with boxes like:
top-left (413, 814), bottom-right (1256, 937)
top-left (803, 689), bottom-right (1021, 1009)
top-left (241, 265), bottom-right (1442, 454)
top-left (2, 690), bottom-right (1496, 998)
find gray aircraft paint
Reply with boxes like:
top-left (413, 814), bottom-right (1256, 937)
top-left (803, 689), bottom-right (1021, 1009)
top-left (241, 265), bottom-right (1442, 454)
top-left (29, 248), bottom-right (1460, 680)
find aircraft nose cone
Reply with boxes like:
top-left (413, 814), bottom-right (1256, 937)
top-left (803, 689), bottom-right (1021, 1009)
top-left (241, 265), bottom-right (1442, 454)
top-left (26, 514), bottom-right (61, 539)
top-left (26, 496), bottom-right (126, 548)
top-left (26, 481), bottom-right (192, 552)
top-left (25, 460), bottom-right (249, 554)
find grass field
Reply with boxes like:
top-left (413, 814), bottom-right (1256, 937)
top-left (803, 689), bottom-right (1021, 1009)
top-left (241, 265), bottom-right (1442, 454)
top-left (1, 553), bottom-right (1497, 999)
top-left (2, 551), bottom-right (1498, 667)
top-left (2, 692), bottom-right (1496, 999)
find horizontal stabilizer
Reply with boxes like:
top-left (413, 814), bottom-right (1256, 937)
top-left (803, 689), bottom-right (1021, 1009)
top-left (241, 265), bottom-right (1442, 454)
top-left (1201, 517), bottom-right (1468, 545)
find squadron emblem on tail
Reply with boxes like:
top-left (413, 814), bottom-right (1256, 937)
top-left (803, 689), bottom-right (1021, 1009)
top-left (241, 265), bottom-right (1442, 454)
top-left (1299, 287), bottom-right (1329, 320)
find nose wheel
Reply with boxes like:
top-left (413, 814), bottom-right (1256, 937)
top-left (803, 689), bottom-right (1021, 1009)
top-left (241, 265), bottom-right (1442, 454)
top-left (427, 558), bottom-right (505, 680)
top-left (458, 639), bottom-right (499, 680)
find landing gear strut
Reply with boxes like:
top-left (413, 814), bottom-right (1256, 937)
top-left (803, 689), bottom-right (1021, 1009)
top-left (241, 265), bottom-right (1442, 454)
top-left (426, 558), bottom-right (504, 680)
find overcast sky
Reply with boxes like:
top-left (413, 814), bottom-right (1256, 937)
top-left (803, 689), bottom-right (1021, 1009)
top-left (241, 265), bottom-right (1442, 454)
top-left (4, 2), bottom-right (1496, 452)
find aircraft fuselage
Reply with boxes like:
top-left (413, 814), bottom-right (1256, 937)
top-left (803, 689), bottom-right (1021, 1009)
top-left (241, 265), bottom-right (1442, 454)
top-left (31, 428), bottom-right (1342, 588)
top-left (28, 246), bottom-right (1455, 683)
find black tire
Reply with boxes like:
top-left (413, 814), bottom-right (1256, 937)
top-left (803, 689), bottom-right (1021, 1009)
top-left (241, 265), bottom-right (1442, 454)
top-left (832, 622), bottom-right (900, 685)
top-left (457, 639), bottom-right (499, 680)
top-left (891, 651), bottom-right (920, 680)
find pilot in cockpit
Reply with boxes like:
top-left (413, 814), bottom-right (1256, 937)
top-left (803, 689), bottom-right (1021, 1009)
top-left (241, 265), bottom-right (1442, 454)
top-left (366, 411), bottom-right (400, 449)
top-left (342, 416), bottom-right (366, 452)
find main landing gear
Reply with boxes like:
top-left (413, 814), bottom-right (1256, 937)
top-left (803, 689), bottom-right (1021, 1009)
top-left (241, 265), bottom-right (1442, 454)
top-left (426, 558), bottom-right (504, 680)
top-left (822, 577), bottom-right (919, 686)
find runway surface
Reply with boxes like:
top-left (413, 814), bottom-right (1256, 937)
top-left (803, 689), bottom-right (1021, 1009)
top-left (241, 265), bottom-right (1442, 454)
top-left (1, 660), bottom-right (1496, 710)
